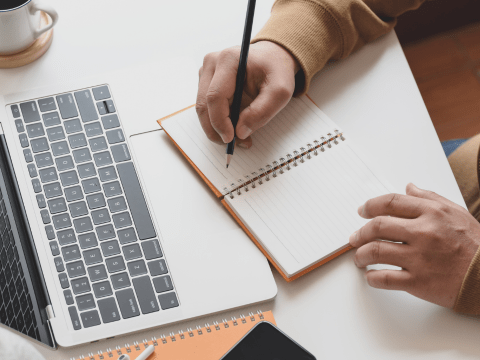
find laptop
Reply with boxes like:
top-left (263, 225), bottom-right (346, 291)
top-left (0, 57), bottom-right (277, 348)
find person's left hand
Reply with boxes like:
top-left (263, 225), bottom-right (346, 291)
top-left (349, 183), bottom-right (480, 308)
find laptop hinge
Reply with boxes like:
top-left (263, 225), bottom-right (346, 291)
top-left (46, 305), bottom-right (55, 320)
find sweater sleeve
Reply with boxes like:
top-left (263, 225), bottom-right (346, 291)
top-left (454, 246), bottom-right (480, 315)
top-left (252, 0), bottom-right (426, 94)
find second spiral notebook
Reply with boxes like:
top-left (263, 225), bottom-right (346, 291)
top-left (158, 96), bottom-right (394, 281)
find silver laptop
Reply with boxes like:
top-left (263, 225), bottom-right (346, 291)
top-left (0, 58), bottom-right (277, 347)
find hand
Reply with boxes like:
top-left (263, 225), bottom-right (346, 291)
top-left (349, 183), bottom-right (480, 308)
top-left (196, 41), bottom-right (300, 148)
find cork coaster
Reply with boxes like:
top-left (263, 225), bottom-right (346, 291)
top-left (0, 12), bottom-right (53, 69)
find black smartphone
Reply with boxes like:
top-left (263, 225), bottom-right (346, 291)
top-left (220, 321), bottom-right (316, 360)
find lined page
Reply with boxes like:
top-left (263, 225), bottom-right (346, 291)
top-left (162, 97), bottom-right (339, 195)
top-left (225, 140), bottom-right (393, 277)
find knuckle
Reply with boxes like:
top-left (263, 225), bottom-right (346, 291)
top-left (378, 272), bottom-right (390, 288)
top-left (198, 66), bottom-right (203, 77)
top-left (385, 193), bottom-right (399, 210)
top-left (205, 86), bottom-right (221, 104)
top-left (370, 241), bottom-right (381, 263)
top-left (372, 217), bottom-right (383, 236)
top-left (218, 47), bottom-right (239, 63)
top-left (195, 101), bottom-right (207, 116)
top-left (203, 52), bottom-right (217, 65)
top-left (274, 82), bottom-right (294, 100)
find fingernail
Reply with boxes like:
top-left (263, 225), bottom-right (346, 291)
top-left (238, 142), bottom-right (248, 149)
top-left (349, 232), bottom-right (357, 246)
top-left (237, 125), bottom-right (252, 139)
top-left (220, 133), bottom-right (229, 143)
top-left (358, 204), bottom-right (365, 216)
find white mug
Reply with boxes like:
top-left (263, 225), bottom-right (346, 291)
top-left (0, 0), bottom-right (59, 55)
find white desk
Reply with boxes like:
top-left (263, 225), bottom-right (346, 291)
top-left (1, 1), bottom-right (478, 359)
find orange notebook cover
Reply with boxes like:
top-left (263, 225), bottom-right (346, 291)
top-left (75, 310), bottom-right (275, 360)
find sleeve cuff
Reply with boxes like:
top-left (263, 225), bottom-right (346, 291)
top-left (454, 245), bottom-right (480, 315)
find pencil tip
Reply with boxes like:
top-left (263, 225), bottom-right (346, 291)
top-left (226, 164), bottom-right (229, 168)
top-left (226, 154), bottom-right (232, 169)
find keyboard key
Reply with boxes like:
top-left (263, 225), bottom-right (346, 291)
top-left (101, 114), bottom-right (120, 129)
top-left (64, 118), bottom-right (82, 134)
top-left (26, 123), bottom-right (45, 138)
top-left (62, 244), bottom-right (81, 262)
top-left (132, 276), bottom-right (159, 314)
top-left (84, 122), bottom-right (103, 137)
top-left (42, 111), bottom-right (61, 127)
top-left (74, 90), bottom-right (98, 123)
top-left (107, 196), bottom-right (127, 213)
top-left (47, 197), bottom-right (67, 214)
top-left (44, 182), bottom-right (62, 198)
top-left (15, 119), bottom-right (25, 133)
top-left (142, 239), bottom-right (162, 260)
top-left (100, 240), bottom-right (120, 257)
top-left (73, 216), bottom-right (93, 233)
top-left (49, 241), bottom-right (60, 256)
top-left (158, 292), bottom-right (179, 310)
top-left (96, 223), bottom-right (115, 241)
top-left (98, 166), bottom-right (117, 182)
top-left (92, 209), bottom-right (110, 225)
top-left (20, 101), bottom-right (40, 123)
top-left (116, 288), bottom-right (140, 319)
top-left (68, 306), bottom-right (82, 330)
top-left (40, 209), bottom-right (51, 224)
top-left (153, 276), bottom-right (173, 293)
top-left (80, 310), bottom-right (101, 328)
top-left (111, 144), bottom-right (131, 162)
top-left (117, 162), bottom-right (155, 240)
top-left (66, 260), bottom-right (86, 278)
top-left (36, 194), bottom-right (46, 208)
top-left (51, 141), bottom-right (69, 156)
top-left (148, 259), bottom-right (168, 276)
top-left (27, 164), bottom-right (37, 178)
top-left (73, 148), bottom-right (92, 163)
top-left (57, 229), bottom-right (76, 245)
top-left (23, 149), bottom-right (33, 163)
top-left (118, 228), bottom-right (137, 244)
top-left (19, 134), bottom-right (29, 148)
top-left (64, 185), bottom-right (83, 202)
top-left (92, 281), bottom-right (113, 298)
top-left (106, 256), bottom-right (125, 273)
top-left (45, 225), bottom-right (55, 240)
top-left (31, 137), bottom-right (49, 153)
top-left (98, 297), bottom-right (120, 324)
top-left (123, 243), bottom-right (142, 261)
top-left (54, 256), bottom-right (64, 272)
top-left (105, 100), bottom-right (116, 113)
top-left (60, 170), bottom-right (79, 186)
top-left (103, 181), bottom-right (122, 197)
top-left (64, 290), bottom-right (74, 305)
top-left (111, 272), bottom-right (131, 290)
top-left (82, 177), bottom-right (101, 194)
top-left (78, 232), bottom-right (98, 249)
top-left (56, 155), bottom-right (74, 171)
top-left (76, 293), bottom-right (96, 311)
top-left (39, 167), bottom-right (58, 183)
top-left (127, 259), bottom-right (147, 277)
top-left (71, 277), bottom-right (91, 295)
top-left (86, 193), bottom-right (106, 209)
top-left (59, 273), bottom-right (69, 289)
top-left (88, 264), bottom-right (107, 282)
top-left (106, 129), bottom-right (125, 144)
top-left (83, 248), bottom-right (102, 265)
top-left (38, 97), bottom-right (56, 112)
top-left (89, 136), bottom-right (108, 152)
top-left (46, 126), bottom-right (65, 142)
top-left (68, 133), bottom-right (87, 149)
top-left (77, 162), bottom-right (97, 179)
top-left (92, 86), bottom-right (111, 100)
top-left (53, 213), bottom-right (72, 229)
top-left (11, 104), bottom-right (21, 118)
top-left (56, 94), bottom-right (78, 119)
top-left (34, 152), bottom-right (54, 168)
top-left (93, 151), bottom-right (112, 167)
top-left (112, 212), bottom-right (131, 229)
top-left (97, 101), bottom-right (107, 115)
top-left (69, 201), bottom-right (88, 218)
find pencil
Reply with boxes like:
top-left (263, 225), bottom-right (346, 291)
top-left (226, 0), bottom-right (256, 168)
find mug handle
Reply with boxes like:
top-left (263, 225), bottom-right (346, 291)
top-left (30, 2), bottom-right (59, 39)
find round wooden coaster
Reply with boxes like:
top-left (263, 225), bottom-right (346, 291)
top-left (0, 12), bottom-right (54, 69)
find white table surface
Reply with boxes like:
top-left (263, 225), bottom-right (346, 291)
top-left (1, 1), bottom-right (478, 359)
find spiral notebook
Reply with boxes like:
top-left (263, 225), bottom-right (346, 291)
top-left (73, 310), bottom-right (274, 360)
top-left (158, 96), bottom-right (394, 281)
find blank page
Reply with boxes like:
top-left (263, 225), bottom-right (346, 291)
top-left (225, 140), bottom-right (393, 277)
top-left (161, 97), bottom-right (339, 195)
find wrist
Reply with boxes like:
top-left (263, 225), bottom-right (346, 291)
top-left (256, 40), bottom-right (300, 74)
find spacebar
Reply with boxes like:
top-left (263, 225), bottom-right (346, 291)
top-left (116, 162), bottom-right (156, 240)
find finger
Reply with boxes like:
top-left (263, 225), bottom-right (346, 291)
top-left (236, 80), bottom-right (293, 139)
top-left (358, 193), bottom-right (427, 220)
top-left (406, 183), bottom-right (465, 212)
top-left (354, 241), bottom-right (412, 268)
top-left (365, 269), bottom-right (413, 291)
top-left (236, 136), bottom-right (252, 149)
top-left (349, 216), bottom-right (413, 247)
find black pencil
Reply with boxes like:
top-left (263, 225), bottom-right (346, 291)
top-left (226, 0), bottom-right (256, 168)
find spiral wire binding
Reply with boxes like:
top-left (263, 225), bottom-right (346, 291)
top-left (225, 129), bottom-right (345, 199)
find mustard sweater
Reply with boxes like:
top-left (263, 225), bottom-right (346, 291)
top-left (253, 0), bottom-right (480, 315)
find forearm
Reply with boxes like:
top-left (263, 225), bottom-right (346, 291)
top-left (252, 0), bottom-right (426, 94)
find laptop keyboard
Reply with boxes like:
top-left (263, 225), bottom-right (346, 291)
top-left (11, 85), bottom-right (178, 330)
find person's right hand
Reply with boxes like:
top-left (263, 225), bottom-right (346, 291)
top-left (196, 41), bottom-right (300, 148)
